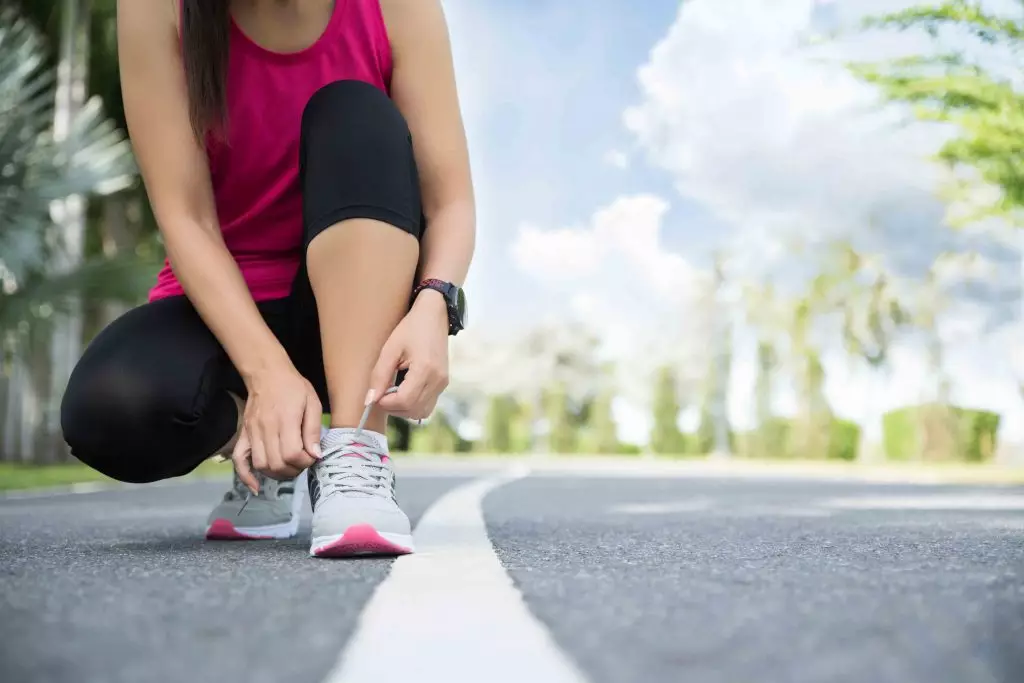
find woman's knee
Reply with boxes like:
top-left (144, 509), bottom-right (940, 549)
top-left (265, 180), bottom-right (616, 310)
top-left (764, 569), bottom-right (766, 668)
top-left (60, 359), bottom-right (170, 483)
top-left (303, 79), bottom-right (408, 140)
top-left (300, 79), bottom-right (423, 243)
top-left (60, 299), bottom-right (237, 483)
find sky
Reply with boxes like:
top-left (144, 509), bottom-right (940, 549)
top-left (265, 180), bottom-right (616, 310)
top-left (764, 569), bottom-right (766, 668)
top-left (441, 0), bottom-right (1023, 445)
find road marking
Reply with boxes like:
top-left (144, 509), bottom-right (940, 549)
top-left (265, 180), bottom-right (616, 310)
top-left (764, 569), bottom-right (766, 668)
top-left (609, 500), bottom-right (713, 515)
top-left (324, 465), bottom-right (590, 683)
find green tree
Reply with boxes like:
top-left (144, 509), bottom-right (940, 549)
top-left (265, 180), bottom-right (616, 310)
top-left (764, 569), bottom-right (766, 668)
top-left (583, 388), bottom-right (618, 454)
top-left (650, 366), bottom-right (683, 454)
top-left (751, 340), bottom-right (777, 458)
top-left (544, 381), bottom-right (577, 454)
top-left (410, 413), bottom-right (458, 453)
top-left (0, 9), bottom-right (142, 462)
top-left (482, 394), bottom-right (517, 453)
top-left (851, 1), bottom-right (1024, 225)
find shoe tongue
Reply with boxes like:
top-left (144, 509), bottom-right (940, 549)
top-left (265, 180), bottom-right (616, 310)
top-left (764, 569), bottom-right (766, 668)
top-left (322, 428), bottom-right (388, 456)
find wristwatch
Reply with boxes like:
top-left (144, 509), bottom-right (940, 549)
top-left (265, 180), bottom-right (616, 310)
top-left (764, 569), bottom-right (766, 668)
top-left (412, 278), bottom-right (467, 336)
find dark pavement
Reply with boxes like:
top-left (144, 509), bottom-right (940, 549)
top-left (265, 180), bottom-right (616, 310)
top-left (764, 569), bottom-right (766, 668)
top-left (1, 467), bottom-right (1021, 683)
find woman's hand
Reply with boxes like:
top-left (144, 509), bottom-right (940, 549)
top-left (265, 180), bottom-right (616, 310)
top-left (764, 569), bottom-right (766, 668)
top-left (367, 292), bottom-right (450, 420)
top-left (232, 361), bottom-right (322, 493)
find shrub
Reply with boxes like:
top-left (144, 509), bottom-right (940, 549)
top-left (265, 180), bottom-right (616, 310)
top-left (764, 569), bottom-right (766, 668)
top-left (742, 417), bottom-right (860, 460)
top-left (828, 419), bottom-right (860, 461)
top-left (882, 404), bottom-right (1001, 462)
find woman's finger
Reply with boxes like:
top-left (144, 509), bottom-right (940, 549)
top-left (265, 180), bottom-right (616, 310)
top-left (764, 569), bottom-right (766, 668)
top-left (262, 417), bottom-right (287, 477)
top-left (280, 410), bottom-right (316, 472)
top-left (301, 390), bottom-right (323, 461)
top-left (231, 428), bottom-right (259, 495)
top-left (249, 418), bottom-right (269, 474)
top-left (378, 366), bottom-right (428, 414)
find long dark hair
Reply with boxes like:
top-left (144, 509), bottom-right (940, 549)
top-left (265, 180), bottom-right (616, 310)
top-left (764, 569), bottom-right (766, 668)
top-left (181, 0), bottom-right (230, 140)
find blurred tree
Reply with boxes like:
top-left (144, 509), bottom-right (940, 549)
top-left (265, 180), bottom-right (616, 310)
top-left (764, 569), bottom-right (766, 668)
top-left (706, 256), bottom-right (733, 457)
top-left (650, 366), bottom-right (683, 454)
top-left (853, 1), bottom-right (1023, 398)
top-left (450, 325), bottom-right (602, 453)
top-left (482, 394), bottom-right (517, 453)
top-left (852, 1), bottom-right (1023, 227)
top-left (544, 381), bottom-right (576, 454)
top-left (15, 0), bottom-right (122, 126)
top-left (751, 340), bottom-right (778, 458)
top-left (815, 242), bottom-right (910, 460)
top-left (586, 387), bottom-right (619, 454)
top-left (0, 8), bottom-right (141, 462)
top-left (410, 413), bottom-right (458, 454)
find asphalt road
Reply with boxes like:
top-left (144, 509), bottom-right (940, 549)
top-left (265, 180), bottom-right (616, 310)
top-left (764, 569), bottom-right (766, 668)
top-left (1, 463), bottom-right (1022, 683)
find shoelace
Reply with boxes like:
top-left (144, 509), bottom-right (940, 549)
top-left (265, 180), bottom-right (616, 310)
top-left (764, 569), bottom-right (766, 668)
top-left (314, 386), bottom-right (400, 501)
top-left (238, 386), bottom-right (403, 513)
top-left (317, 442), bottom-right (393, 500)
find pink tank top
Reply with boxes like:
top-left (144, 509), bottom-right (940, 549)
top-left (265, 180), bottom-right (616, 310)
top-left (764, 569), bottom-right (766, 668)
top-left (149, 0), bottom-right (393, 302)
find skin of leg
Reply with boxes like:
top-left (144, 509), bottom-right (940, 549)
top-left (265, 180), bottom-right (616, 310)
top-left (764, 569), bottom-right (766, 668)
top-left (306, 218), bottom-right (419, 433)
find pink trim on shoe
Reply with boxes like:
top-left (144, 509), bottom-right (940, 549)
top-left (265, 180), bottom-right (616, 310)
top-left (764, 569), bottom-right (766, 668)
top-left (205, 518), bottom-right (273, 541)
top-left (312, 524), bottom-right (413, 557)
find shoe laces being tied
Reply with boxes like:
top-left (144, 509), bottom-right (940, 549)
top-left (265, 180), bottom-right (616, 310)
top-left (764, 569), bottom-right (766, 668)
top-left (318, 387), bottom-right (400, 501)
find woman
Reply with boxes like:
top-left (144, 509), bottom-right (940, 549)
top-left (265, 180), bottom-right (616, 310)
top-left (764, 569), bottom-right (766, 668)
top-left (59, 0), bottom-right (474, 558)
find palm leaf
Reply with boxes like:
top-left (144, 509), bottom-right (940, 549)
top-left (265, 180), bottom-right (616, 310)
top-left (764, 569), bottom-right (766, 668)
top-left (0, 6), bottom-right (143, 360)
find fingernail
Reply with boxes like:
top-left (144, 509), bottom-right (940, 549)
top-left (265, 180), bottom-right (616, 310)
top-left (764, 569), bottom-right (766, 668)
top-left (364, 389), bottom-right (376, 406)
top-left (312, 444), bottom-right (322, 459)
top-left (249, 485), bottom-right (259, 496)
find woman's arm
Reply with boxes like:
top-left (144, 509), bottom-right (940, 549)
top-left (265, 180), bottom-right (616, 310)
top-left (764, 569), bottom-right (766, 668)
top-left (117, 0), bottom-right (291, 382)
top-left (382, 0), bottom-right (476, 290)
top-left (118, 0), bottom-right (321, 486)
top-left (368, 0), bottom-right (475, 416)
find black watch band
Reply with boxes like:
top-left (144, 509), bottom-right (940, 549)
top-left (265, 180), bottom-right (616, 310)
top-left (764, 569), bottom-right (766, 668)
top-left (412, 279), bottom-right (467, 336)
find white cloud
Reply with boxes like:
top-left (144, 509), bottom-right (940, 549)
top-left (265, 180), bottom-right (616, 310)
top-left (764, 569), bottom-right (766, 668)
top-left (624, 0), bottom-right (950, 263)
top-left (621, 0), bottom-right (1023, 292)
top-left (511, 223), bottom-right (604, 280)
top-left (513, 194), bottom-right (709, 302)
top-left (603, 149), bottom-right (630, 170)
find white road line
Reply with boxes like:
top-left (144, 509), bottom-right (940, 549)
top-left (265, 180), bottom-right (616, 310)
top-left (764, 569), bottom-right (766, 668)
top-left (324, 465), bottom-right (590, 683)
top-left (609, 499), bottom-right (713, 515)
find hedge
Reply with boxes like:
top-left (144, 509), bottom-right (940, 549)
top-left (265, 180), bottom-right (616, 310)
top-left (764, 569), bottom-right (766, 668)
top-left (882, 404), bottom-right (1000, 462)
top-left (736, 417), bottom-right (860, 460)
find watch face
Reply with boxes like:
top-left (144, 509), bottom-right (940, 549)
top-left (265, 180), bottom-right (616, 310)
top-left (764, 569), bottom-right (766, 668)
top-left (453, 285), bottom-right (467, 329)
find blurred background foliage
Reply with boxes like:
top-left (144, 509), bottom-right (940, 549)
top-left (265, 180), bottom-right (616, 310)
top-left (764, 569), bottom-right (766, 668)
top-left (0, 0), bottom-right (1019, 466)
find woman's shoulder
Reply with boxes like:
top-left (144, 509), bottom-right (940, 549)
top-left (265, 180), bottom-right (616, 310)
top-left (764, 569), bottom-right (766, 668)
top-left (376, 0), bottom-right (447, 51)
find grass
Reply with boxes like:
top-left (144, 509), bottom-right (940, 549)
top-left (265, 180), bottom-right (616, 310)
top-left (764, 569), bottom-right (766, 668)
top-left (2, 453), bottom-right (1022, 492)
top-left (0, 460), bottom-right (233, 492)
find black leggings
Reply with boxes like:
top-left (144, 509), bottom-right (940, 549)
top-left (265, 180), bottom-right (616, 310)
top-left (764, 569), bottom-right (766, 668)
top-left (60, 80), bottom-right (423, 484)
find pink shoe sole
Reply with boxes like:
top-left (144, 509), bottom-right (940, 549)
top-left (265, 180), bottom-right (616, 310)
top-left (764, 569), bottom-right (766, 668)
top-left (312, 523), bottom-right (414, 558)
top-left (205, 518), bottom-right (273, 541)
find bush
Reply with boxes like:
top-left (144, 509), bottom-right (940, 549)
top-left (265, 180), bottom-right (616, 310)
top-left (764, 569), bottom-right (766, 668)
top-left (828, 419), bottom-right (860, 461)
top-left (740, 417), bottom-right (860, 460)
top-left (410, 414), bottom-right (460, 453)
top-left (882, 404), bottom-right (1001, 462)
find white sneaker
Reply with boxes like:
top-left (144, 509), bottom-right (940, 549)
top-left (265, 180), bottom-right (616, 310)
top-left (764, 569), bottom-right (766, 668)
top-left (205, 469), bottom-right (306, 540)
top-left (308, 428), bottom-right (414, 558)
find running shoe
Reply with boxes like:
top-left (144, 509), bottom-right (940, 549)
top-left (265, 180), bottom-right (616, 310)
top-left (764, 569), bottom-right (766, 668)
top-left (205, 469), bottom-right (306, 540)
top-left (308, 428), bottom-right (414, 557)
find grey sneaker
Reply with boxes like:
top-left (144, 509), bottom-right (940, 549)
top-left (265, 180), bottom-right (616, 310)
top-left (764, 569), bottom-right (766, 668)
top-left (205, 469), bottom-right (306, 540)
top-left (308, 429), bottom-right (414, 557)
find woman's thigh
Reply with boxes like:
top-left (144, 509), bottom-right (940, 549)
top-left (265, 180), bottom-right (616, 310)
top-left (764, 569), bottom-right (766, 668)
top-left (61, 296), bottom-right (244, 483)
